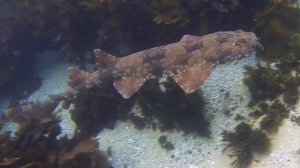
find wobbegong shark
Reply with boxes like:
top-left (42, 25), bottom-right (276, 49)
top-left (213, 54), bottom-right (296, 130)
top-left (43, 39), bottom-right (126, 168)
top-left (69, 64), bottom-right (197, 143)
top-left (4, 30), bottom-right (259, 120)
top-left (69, 29), bottom-right (259, 98)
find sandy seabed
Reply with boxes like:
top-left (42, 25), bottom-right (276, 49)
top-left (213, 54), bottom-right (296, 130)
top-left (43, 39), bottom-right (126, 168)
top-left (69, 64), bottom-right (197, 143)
top-left (96, 53), bottom-right (300, 168)
top-left (1, 51), bottom-right (300, 168)
top-left (96, 53), bottom-right (253, 168)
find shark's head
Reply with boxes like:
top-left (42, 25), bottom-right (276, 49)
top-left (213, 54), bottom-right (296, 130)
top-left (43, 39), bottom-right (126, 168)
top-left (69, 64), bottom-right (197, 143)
top-left (180, 30), bottom-right (260, 65)
top-left (215, 30), bottom-right (260, 63)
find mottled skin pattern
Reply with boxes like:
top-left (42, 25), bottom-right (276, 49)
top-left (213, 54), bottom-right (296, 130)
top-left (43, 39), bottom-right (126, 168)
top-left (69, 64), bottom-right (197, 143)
top-left (89, 29), bottom-right (259, 98)
top-left (3, 30), bottom-right (259, 120)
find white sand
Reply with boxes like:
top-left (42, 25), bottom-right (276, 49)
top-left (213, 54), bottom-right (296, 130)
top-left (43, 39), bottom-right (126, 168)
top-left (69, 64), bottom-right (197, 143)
top-left (251, 111), bottom-right (300, 168)
top-left (23, 50), bottom-right (72, 102)
top-left (0, 50), bottom-right (74, 137)
top-left (54, 103), bottom-right (77, 140)
top-left (1, 50), bottom-right (71, 112)
top-left (96, 52), bottom-right (300, 168)
top-left (96, 53), bottom-right (259, 168)
top-left (2, 49), bottom-right (300, 168)
top-left (22, 50), bottom-right (77, 139)
top-left (97, 121), bottom-right (232, 168)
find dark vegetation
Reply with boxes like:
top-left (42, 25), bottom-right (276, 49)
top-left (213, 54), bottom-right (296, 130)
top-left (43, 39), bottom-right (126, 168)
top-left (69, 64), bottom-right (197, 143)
top-left (222, 122), bottom-right (270, 168)
top-left (249, 100), bottom-right (289, 133)
top-left (291, 113), bottom-right (300, 126)
top-left (137, 78), bottom-right (210, 136)
top-left (1, 0), bottom-right (299, 96)
top-left (258, 101), bottom-right (289, 132)
top-left (0, 0), bottom-right (300, 168)
top-left (244, 34), bottom-right (300, 106)
top-left (230, 3), bottom-right (300, 167)
top-left (244, 65), bottom-right (284, 102)
top-left (0, 112), bottom-right (110, 168)
top-left (71, 83), bottom-right (135, 137)
top-left (244, 63), bottom-right (300, 107)
top-left (243, 30), bottom-right (300, 137)
top-left (158, 135), bottom-right (174, 151)
top-left (232, 14), bottom-right (300, 168)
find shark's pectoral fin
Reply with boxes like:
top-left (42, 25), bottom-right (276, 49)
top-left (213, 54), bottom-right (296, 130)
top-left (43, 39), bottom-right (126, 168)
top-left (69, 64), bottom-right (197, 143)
top-left (173, 64), bottom-right (214, 93)
top-left (113, 77), bottom-right (145, 99)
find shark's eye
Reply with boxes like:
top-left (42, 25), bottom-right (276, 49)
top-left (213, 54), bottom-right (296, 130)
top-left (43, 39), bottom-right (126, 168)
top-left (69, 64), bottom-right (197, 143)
top-left (235, 29), bottom-right (243, 33)
top-left (233, 38), bottom-right (247, 46)
top-left (237, 38), bottom-right (247, 43)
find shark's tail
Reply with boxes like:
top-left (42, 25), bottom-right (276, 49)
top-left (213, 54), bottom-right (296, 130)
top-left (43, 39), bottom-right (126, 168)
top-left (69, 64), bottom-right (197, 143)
top-left (68, 67), bottom-right (94, 89)
top-left (68, 49), bottom-right (146, 99)
top-left (1, 49), bottom-right (119, 123)
top-left (67, 49), bottom-right (118, 91)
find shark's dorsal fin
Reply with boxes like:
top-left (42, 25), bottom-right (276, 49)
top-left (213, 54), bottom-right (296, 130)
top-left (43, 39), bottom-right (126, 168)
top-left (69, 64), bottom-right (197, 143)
top-left (180, 35), bottom-right (201, 43)
top-left (173, 63), bottom-right (214, 93)
top-left (68, 67), bottom-right (90, 88)
top-left (113, 77), bottom-right (145, 99)
top-left (93, 49), bottom-right (118, 70)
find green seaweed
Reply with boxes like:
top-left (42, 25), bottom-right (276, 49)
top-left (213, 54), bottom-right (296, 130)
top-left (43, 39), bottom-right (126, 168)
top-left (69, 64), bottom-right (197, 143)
top-left (244, 65), bottom-right (283, 102)
top-left (253, 0), bottom-right (300, 59)
top-left (276, 56), bottom-right (300, 74)
top-left (290, 33), bottom-right (300, 57)
top-left (249, 100), bottom-right (290, 133)
top-left (244, 63), bottom-right (300, 107)
top-left (282, 78), bottom-right (300, 107)
top-left (222, 122), bottom-right (270, 168)
top-left (258, 100), bottom-right (290, 133)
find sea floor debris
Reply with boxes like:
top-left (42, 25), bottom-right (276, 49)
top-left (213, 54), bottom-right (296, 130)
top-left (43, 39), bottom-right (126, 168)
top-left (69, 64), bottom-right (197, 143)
top-left (26, 50), bottom-right (72, 102)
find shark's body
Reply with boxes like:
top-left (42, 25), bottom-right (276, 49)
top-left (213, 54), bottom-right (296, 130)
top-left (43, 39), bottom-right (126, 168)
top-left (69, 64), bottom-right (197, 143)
top-left (69, 30), bottom-right (259, 99)
top-left (4, 30), bottom-right (259, 121)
